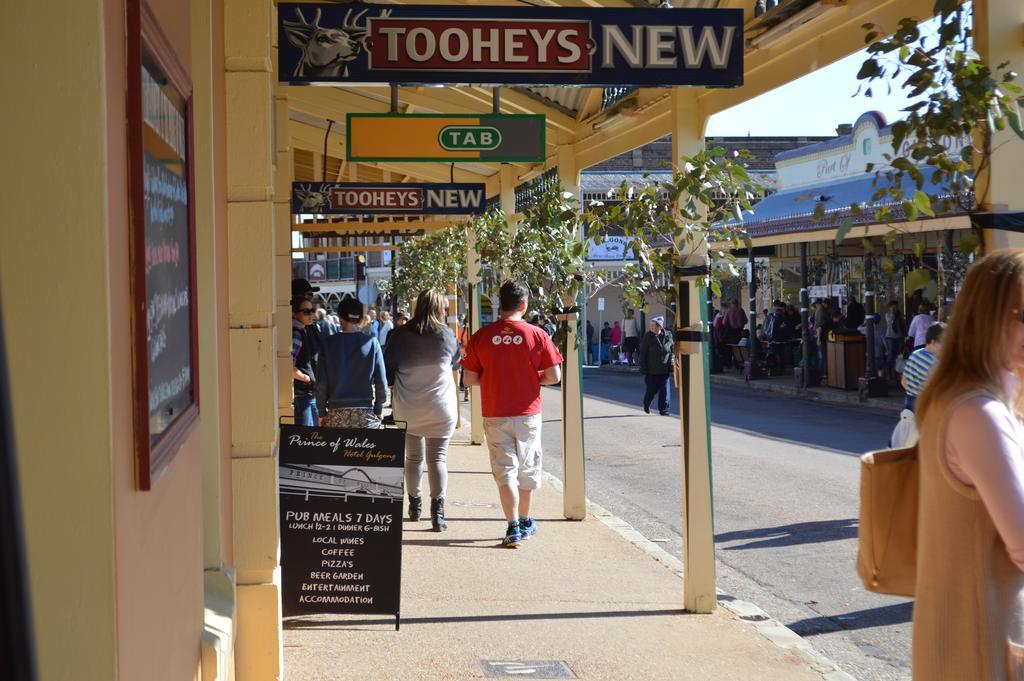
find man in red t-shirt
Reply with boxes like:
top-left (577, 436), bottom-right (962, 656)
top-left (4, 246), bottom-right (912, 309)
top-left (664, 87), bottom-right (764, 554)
top-left (462, 281), bottom-right (563, 548)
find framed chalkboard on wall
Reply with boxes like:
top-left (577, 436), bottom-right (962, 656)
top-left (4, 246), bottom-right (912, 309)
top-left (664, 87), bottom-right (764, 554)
top-left (127, 0), bottom-right (199, 489)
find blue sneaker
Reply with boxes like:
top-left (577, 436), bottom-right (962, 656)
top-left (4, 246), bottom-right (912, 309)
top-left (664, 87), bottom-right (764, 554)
top-left (502, 521), bottom-right (522, 548)
top-left (519, 516), bottom-right (537, 540)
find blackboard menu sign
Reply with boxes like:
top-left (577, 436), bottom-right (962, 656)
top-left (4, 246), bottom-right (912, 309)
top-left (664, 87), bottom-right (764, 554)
top-left (279, 425), bottom-right (405, 626)
top-left (128, 1), bottom-right (199, 489)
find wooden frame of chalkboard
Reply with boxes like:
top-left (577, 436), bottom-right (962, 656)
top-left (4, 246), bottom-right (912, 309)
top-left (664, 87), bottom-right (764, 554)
top-left (127, 0), bottom-right (200, 490)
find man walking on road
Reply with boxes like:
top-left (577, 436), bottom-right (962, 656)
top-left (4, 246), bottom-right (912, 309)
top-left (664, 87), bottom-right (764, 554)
top-left (639, 316), bottom-right (674, 415)
top-left (462, 281), bottom-right (563, 548)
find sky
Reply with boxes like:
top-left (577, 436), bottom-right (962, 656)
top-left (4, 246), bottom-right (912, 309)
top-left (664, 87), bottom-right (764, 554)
top-left (706, 48), bottom-right (917, 138)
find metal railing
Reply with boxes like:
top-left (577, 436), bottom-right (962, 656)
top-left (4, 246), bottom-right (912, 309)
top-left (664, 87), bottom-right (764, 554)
top-left (514, 167), bottom-right (559, 213)
top-left (601, 87), bottom-right (637, 111)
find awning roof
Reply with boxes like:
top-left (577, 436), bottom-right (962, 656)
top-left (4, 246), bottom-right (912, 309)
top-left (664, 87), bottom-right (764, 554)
top-left (742, 168), bottom-right (970, 239)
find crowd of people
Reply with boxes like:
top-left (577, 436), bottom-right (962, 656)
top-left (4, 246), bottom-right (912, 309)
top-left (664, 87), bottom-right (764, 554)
top-left (707, 294), bottom-right (948, 397)
top-left (289, 277), bottom-right (563, 548)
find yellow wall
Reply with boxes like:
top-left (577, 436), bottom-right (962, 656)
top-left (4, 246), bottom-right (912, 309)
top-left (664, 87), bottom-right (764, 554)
top-left (0, 0), bottom-right (118, 677)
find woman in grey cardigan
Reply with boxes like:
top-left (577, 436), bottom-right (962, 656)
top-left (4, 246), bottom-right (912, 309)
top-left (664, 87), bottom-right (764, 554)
top-left (383, 289), bottom-right (460, 531)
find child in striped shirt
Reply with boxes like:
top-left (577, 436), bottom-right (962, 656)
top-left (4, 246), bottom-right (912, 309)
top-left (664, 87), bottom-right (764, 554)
top-left (901, 321), bottom-right (946, 411)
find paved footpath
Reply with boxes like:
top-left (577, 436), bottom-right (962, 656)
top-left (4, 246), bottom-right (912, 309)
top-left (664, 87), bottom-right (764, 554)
top-left (283, 413), bottom-right (850, 680)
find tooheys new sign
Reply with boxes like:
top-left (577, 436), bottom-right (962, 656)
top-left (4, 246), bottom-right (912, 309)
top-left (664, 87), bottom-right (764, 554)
top-left (293, 182), bottom-right (487, 214)
top-left (278, 4), bottom-right (743, 87)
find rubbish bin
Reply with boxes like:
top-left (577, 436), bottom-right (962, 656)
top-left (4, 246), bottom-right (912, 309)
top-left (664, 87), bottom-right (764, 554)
top-left (826, 334), bottom-right (866, 390)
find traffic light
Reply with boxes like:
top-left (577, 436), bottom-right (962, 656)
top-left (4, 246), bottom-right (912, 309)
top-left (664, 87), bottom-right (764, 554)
top-left (355, 254), bottom-right (366, 281)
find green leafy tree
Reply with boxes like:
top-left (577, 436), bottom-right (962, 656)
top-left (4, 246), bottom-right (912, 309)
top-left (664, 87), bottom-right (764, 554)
top-left (588, 147), bottom-right (761, 315)
top-left (472, 186), bottom-right (602, 348)
top-left (385, 225), bottom-right (466, 309)
top-left (841, 1), bottom-right (1024, 294)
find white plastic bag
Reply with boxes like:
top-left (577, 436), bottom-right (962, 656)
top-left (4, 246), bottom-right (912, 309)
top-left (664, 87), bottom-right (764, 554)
top-left (889, 409), bottom-right (918, 449)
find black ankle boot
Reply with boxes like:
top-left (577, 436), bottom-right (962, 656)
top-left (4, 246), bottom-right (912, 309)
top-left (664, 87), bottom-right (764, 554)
top-left (430, 497), bottom-right (447, 532)
top-left (408, 496), bottom-right (421, 522)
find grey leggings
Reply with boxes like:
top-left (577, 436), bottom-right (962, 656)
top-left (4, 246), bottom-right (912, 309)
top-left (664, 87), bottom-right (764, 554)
top-left (404, 434), bottom-right (449, 499)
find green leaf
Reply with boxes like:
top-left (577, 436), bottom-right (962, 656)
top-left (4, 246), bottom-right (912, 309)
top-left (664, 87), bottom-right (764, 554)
top-left (857, 59), bottom-right (880, 80)
top-left (729, 164), bottom-right (751, 182)
top-left (813, 201), bottom-right (826, 222)
top-left (905, 268), bottom-right (931, 293)
top-left (1008, 107), bottom-right (1024, 140)
top-left (835, 218), bottom-right (854, 245)
top-left (913, 242), bottom-right (923, 259)
top-left (959, 231), bottom-right (980, 255)
top-left (913, 190), bottom-right (936, 217)
top-left (880, 256), bottom-right (895, 276)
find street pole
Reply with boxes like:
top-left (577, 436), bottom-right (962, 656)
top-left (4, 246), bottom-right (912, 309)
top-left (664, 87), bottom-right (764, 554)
top-left (706, 284), bottom-right (719, 374)
top-left (859, 252), bottom-right (887, 399)
top-left (746, 245), bottom-right (760, 379)
top-left (390, 237), bottom-right (398, 316)
top-left (942, 229), bottom-right (954, 320)
top-left (800, 242), bottom-right (810, 390)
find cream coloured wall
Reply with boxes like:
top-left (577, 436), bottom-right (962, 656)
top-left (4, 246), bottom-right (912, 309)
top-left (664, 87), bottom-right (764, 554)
top-left (0, 1), bottom-right (118, 678)
top-left (4, 0), bottom-right (227, 679)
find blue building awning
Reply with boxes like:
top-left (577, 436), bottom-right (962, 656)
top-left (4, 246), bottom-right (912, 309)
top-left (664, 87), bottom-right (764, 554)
top-left (741, 168), bottom-right (970, 239)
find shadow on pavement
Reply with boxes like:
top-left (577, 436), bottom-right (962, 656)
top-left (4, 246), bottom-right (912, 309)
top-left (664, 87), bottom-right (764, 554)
top-left (401, 538), bottom-right (501, 549)
top-left (715, 518), bottom-right (858, 550)
top-left (785, 601), bottom-right (913, 637)
top-left (283, 608), bottom-right (689, 630)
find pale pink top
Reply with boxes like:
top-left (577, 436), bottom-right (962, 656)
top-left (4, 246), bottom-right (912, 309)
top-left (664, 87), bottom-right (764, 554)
top-left (946, 373), bottom-right (1024, 571)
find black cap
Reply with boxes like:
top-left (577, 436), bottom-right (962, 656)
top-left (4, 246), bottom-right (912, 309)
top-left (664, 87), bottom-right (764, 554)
top-left (337, 296), bottom-right (363, 322)
top-left (292, 278), bottom-right (320, 296)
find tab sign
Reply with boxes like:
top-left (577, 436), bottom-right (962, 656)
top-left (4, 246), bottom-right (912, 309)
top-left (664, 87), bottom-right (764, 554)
top-left (439, 126), bottom-right (502, 151)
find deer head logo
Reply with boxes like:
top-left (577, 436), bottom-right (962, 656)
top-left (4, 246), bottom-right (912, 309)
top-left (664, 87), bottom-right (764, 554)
top-left (283, 6), bottom-right (390, 79)
top-left (295, 184), bottom-right (330, 213)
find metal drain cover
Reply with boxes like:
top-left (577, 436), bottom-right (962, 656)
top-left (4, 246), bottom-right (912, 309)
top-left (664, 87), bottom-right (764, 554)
top-left (480, 660), bottom-right (576, 678)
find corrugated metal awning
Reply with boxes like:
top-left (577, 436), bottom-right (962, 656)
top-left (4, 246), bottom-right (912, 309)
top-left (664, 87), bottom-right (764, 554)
top-left (743, 168), bottom-right (970, 239)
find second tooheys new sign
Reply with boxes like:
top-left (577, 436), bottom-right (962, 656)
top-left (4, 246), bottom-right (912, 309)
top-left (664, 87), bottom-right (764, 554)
top-left (278, 4), bottom-right (742, 87)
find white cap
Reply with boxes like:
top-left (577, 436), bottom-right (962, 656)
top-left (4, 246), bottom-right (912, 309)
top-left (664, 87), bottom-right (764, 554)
top-left (651, 316), bottom-right (665, 327)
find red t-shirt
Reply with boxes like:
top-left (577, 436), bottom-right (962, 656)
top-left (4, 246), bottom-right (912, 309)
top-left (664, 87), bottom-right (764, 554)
top-left (462, 319), bottom-right (564, 418)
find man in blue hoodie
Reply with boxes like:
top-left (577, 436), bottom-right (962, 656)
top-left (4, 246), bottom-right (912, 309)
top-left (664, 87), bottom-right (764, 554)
top-left (316, 296), bottom-right (387, 429)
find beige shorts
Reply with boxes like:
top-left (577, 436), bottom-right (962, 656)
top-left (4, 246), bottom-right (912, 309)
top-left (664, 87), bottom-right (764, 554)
top-left (483, 414), bottom-right (543, 491)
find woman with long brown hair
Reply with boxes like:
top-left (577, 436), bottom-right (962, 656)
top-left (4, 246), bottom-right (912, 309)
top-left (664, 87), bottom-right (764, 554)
top-left (913, 249), bottom-right (1024, 679)
top-left (383, 289), bottom-right (460, 531)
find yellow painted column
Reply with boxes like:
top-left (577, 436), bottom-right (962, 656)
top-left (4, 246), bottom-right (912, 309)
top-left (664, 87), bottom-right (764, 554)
top-left (467, 227), bottom-right (485, 444)
top-left (671, 88), bottom-right (717, 613)
top-left (975, 0), bottom-right (1024, 251)
top-left (275, 94), bottom-right (296, 421)
top-left (500, 165), bottom-right (517, 219)
top-left (468, 164), bottom-right (519, 442)
top-left (191, 0), bottom-right (237, 678)
top-left (558, 145), bottom-right (587, 520)
top-left (224, 1), bottom-right (283, 678)
top-left (447, 287), bottom-right (462, 429)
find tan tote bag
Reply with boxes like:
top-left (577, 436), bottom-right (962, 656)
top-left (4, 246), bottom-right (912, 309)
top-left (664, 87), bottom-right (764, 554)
top-left (856, 444), bottom-right (918, 597)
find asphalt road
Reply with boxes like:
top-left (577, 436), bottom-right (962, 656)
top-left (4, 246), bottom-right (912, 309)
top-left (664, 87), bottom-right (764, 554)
top-left (538, 367), bottom-right (912, 681)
